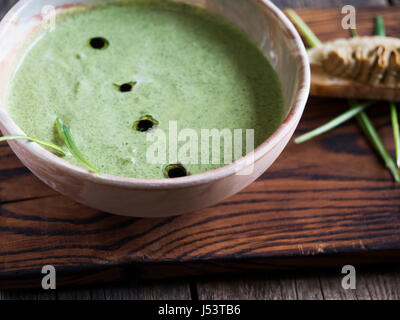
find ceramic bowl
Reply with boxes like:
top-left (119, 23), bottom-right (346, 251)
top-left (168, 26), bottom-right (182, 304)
top-left (0, 0), bottom-right (310, 217)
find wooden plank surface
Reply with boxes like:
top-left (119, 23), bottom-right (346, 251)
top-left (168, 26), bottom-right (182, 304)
top-left (3, 268), bottom-right (400, 300)
top-left (196, 268), bottom-right (400, 300)
top-left (0, 279), bottom-right (192, 300)
top-left (1, 0), bottom-right (400, 300)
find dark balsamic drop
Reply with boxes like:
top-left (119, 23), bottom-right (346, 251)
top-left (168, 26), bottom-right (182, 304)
top-left (164, 164), bottom-right (188, 178)
top-left (120, 83), bottom-right (133, 92)
top-left (136, 119), bottom-right (154, 132)
top-left (133, 115), bottom-right (158, 132)
top-left (89, 37), bottom-right (109, 49)
top-left (116, 82), bottom-right (137, 92)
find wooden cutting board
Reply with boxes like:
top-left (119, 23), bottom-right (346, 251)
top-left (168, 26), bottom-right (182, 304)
top-left (1, 7), bottom-right (400, 289)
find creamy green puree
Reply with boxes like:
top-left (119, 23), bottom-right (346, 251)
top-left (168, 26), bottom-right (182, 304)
top-left (8, 1), bottom-right (284, 179)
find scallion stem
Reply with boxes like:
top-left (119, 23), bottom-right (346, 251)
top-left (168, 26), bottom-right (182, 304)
top-left (390, 103), bottom-right (400, 168)
top-left (295, 101), bottom-right (374, 144)
top-left (350, 28), bottom-right (359, 37)
top-left (56, 118), bottom-right (99, 173)
top-left (375, 16), bottom-right (399, 168)
top-left (356, 111), bottom-right (400, 182)
top-left (350, 16), bottom-right (398, 181)
top-left (375, 16), bottom-right (400, 169)
top-left (286, 9), bottom-right (322, 48)
top-left (375, 15), bottom-right (386, 36)
top-left (0, 135), bottom-right (66, 156)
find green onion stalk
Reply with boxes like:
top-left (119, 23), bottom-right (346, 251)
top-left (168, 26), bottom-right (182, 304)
top-left (0, 135), bottom-right (66, 156)
top-left (55, 118), bottom-right (99, 173)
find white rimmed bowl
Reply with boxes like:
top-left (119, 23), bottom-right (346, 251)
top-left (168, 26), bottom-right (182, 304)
top-left (0, 0), bottom-right (310, 217)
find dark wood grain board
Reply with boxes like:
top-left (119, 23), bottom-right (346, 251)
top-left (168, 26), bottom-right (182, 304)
top-left (1, 5), bottom-right (400, 289)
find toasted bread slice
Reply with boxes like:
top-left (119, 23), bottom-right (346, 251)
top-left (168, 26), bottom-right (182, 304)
top-left (309, 36), bottom-right (400, 101)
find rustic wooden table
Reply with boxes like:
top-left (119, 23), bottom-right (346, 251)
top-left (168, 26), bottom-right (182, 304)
top-left (1, 0), bottom-right (400, 300)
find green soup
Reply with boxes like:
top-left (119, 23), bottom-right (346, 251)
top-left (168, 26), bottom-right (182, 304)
top-left (7, 1), bottom-right (284, 179)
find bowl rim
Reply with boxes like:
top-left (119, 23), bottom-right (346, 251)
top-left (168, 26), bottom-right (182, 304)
top-left (0, 0), bottom-right (310, 190)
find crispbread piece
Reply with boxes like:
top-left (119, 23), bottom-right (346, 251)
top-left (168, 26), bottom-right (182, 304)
top-left (308, 36), bottom-right (400, 101)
